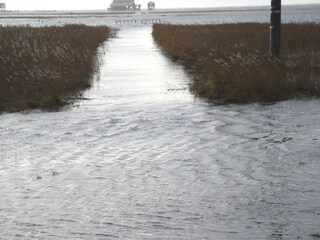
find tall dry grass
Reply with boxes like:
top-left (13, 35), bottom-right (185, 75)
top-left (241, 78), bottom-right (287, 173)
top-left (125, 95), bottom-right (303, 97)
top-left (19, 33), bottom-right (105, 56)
top-left (153, 23), bottom-right (320, 103)
top-left (0, 24), bottom-right (111, 112)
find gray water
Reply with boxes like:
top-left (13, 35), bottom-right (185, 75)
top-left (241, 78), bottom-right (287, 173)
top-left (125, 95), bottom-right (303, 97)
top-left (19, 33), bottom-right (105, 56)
top-left (1, 4), bottom-right (320, 27)
top-left (1, 7), bottom-right (320, 240)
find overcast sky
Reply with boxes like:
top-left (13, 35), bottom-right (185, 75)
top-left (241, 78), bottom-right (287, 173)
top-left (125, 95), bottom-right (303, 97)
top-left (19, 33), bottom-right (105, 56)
top-left (4, 0), bottom-right (320, 11)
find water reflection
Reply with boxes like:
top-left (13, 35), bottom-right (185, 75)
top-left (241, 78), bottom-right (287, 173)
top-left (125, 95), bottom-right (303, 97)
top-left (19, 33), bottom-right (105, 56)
top-left (84, 26), bottom-right (193, 108)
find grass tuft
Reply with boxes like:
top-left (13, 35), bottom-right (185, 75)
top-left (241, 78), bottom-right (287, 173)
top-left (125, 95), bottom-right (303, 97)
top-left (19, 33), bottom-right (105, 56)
top-left (311, 233), bottom-right (320, 239)
top-left (153, 23), bottom-right (320, 103)
top-left (42, 96), bottom-right (68, 110)
top-left (0, 24), bottom-right (112, 112)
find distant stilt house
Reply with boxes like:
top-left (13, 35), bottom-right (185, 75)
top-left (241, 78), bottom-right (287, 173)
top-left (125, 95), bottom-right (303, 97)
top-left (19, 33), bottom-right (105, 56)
top-left (110, 0), bottom-right (141, 11)
top-left (0, 3), bottom-right (6, 11)
top-left (147, 1), bottom-right (155, 10)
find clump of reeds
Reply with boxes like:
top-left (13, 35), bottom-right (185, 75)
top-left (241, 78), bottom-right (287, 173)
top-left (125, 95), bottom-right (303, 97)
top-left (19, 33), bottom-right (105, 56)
top-left (311, 233), bottom-right (320, 239)
top-left (0, 24), bottom-right (111, 112)
top-left (153, 23), bottom-right (320, 103)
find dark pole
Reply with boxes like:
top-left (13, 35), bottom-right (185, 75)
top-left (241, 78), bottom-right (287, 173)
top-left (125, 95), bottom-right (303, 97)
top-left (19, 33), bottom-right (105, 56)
top-left (270, 0), bottom-right (281, 57)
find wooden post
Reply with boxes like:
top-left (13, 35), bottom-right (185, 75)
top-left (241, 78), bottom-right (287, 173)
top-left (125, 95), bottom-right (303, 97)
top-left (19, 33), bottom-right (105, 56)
top-left (270, 0), bottom-right (281, 57)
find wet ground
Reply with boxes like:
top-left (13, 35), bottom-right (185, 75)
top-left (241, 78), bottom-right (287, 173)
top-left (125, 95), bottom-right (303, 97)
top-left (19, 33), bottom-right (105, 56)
top-left (1, 7), bottom-right (320, 240)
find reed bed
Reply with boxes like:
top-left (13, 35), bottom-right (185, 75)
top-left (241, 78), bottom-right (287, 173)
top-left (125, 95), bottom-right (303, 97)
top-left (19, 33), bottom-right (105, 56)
top-left (0, 24), bottom-right (111, 112)
top-left (153, 23), bottom-right (320, 103)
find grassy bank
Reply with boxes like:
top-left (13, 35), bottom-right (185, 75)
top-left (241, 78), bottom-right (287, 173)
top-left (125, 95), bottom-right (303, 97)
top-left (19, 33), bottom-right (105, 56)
top-left (153, 23), bottom-right (320, 103)
top-left (0, 24), bottom-right (111, 112)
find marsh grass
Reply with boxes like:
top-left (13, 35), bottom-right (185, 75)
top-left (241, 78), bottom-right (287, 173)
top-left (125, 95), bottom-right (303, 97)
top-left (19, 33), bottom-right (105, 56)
top-left (0, 24), bottom-right (111, 112)
top-left (153, 23), bottom-right (320, 103)
top-left (311, 233), bottom-right (320, 239)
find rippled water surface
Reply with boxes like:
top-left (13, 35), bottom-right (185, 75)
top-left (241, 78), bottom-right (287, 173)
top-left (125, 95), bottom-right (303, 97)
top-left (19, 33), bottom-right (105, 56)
top-left (1, 7), bottom-right (320, 240)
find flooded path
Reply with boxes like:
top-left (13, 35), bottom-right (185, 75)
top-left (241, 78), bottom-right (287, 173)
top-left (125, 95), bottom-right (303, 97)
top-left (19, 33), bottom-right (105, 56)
top-left (1, 27), bottom-right (320, 239)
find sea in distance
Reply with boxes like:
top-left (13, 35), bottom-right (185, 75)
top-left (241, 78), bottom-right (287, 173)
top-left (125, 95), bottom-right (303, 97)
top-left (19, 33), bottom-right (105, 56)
top-left (0, 4), bottom-right (320, 26)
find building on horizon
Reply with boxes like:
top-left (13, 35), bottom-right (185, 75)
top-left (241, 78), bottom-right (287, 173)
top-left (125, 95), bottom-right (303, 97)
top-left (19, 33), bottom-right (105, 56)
top-left (109, 0), bottom-right (141, 11)
top-left (147, 1), bottom-right (155, 10)
top-left (0, 3), bottom-right (6, 11)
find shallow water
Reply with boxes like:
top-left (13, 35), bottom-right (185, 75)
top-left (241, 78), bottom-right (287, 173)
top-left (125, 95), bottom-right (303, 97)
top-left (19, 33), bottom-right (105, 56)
top-left (1, 8), bottom-right (320, 240)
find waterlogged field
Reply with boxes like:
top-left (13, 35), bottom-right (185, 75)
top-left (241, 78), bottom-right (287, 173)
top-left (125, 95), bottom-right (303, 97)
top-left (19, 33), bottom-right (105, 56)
top-left (0, 25), bottom-right (111, 112)
top-left (1, 6), bottom-right (320, 240)
top-left (153, 23), bottom-right (320, 103)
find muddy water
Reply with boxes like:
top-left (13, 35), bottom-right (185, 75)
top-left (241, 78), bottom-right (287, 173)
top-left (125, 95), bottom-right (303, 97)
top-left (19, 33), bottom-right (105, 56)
top-left (1, 26), bottom-right (320, 239)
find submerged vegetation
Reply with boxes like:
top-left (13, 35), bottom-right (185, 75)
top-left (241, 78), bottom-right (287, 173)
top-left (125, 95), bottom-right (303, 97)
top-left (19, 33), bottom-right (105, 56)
top-left (153, 23), bottom-right (320, 103)
top-left (311, 233), bottom-right (320, 239)
top-left (0, 24), bottom-right (111, 112)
